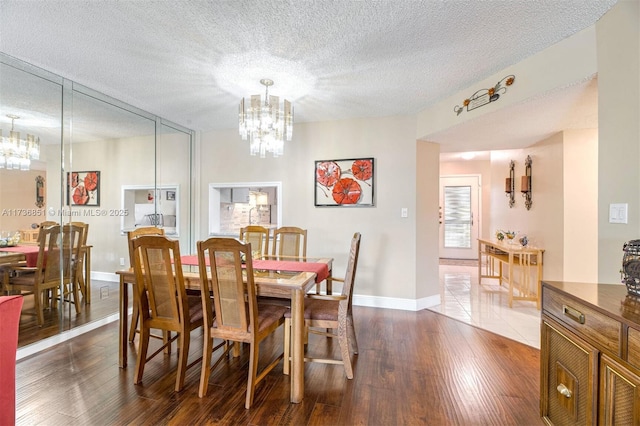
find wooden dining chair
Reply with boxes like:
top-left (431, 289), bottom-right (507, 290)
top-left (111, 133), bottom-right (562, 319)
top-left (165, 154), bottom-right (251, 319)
top-left (239, 225), bottom-right (270, 258)
top-left (272, 226), bottom-right (307, 257)
top-left (131, 234), bottom-right (204, 392)
top-left (283, 232), bottom-right (361, 379)
top-left (70, 221), bottom-right (89, 303)
top-left (197, 237), bottom-right (288, 408)
top-left (2, 224), bottom-right (83, 326)
top-left (127, 226), bottom-right (165, 342)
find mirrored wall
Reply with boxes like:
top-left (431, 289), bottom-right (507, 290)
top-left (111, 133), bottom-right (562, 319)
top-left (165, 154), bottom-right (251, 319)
top-left (0, 53), bottom-right (193, 348)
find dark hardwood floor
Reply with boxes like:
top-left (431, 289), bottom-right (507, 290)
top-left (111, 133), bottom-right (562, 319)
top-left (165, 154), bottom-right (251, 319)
top-left (15, 306), bottom-right (543, 425)
top-left (17, 279), bottom-right (120, 348)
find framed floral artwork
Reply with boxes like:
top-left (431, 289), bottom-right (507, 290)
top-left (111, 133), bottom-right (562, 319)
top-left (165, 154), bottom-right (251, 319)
top-left (67, 171), bottom-right (100, 206)
top-left (315, 158), bottom-right (374, 207)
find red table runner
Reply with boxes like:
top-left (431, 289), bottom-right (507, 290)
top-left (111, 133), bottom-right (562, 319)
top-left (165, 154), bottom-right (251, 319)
top-left (180, 255), bottom-right (329, 284)
top-left (0, 245), bottom-right (40, 267)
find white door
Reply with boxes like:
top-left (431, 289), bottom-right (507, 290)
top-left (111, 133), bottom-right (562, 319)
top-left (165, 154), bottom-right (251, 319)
top-left (439, 175), bottom-right (480, 259)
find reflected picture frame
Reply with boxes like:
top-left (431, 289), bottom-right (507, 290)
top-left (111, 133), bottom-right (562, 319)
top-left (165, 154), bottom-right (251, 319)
top-left (67, 170), bottom-right (100, 206)
top-left (314, 158), bottom-right (375, 207)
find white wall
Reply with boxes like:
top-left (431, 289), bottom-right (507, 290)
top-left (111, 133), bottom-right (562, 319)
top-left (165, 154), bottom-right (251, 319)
top-left (563, 129), bottom-right (598, 282)
top-left (489, 136), bottom-right (564, 281)
top-left (596, 0), bottom-right (640, 284)
top-left (197, 115), bottom-right (429, 308)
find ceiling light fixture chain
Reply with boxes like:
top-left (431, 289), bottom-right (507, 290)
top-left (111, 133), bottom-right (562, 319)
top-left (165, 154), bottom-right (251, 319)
top-left (0, 114), bottom-right (40, 171)
top-left (239, 79), bottom-right (293, 158)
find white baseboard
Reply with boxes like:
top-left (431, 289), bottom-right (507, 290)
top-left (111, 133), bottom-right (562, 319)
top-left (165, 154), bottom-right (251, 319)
top-left (353, 293), bottom-right (441, 311)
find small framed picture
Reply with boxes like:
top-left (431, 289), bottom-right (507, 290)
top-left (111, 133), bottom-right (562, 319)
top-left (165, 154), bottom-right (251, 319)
top-left (166, 190), bottom-right (176, 201)
top-left (315, 158), bottom-right (374, 207)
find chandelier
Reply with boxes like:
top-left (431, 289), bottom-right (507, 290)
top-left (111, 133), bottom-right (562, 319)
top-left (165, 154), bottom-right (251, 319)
top-left (238, 79), bottom-right (293, 158)
top-left (0, 114), bottom-right (40, 171)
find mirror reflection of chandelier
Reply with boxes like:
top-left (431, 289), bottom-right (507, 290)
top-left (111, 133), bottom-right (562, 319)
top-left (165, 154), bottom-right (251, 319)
top-left (0, 114), bottom-right (40, 170)
top-left (238, 79), bottom-right (293, 158)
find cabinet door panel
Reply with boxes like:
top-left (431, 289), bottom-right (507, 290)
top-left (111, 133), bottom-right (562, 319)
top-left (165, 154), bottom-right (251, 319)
top-left (541, 318), bottom-right (598, 425)
top-left (600, 354), bottom-right (640, 425)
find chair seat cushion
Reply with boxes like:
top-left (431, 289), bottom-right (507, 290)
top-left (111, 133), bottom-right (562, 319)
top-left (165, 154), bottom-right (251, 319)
top-left (256, 304), bottom-right (288, 332)
top-left (186, 294), bottom-right (204, 324)
top-left (211, 303), bottom-right (286, 332)
top-left (284, 298), bottom-right (338, 321)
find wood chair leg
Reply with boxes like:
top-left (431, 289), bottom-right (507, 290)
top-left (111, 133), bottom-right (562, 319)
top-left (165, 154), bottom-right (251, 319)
top-left (246, 341), bottom-right (260, 409)
top-left (338, 321), bottom-right (353, 379)
top-left (128, 294), bottom-right (139, 342)
top-left (347, 315), bottom-right (358, 354)
top-left (175, 331), bottom-right (189, 392)
top-left (35, 289), bottom-right (44, 326)
top-left (283, 318), bottom-right (291, 376)
top-left (198, 333), bottom-right (214, 398)
top-left (71, 281), bottom-right (81, 314)
top-left (134, 323), bottom-right (150, 385)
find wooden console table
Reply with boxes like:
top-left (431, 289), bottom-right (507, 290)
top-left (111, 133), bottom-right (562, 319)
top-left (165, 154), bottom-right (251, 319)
top-left (478, 237), bottom-right (544, 309)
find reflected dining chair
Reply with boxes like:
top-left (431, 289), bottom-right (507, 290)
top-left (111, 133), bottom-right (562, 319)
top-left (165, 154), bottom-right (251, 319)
top-left (70, 221), bottom-right (89, 303)
top-left (2, 224), bottom-right (83, 326)
top-left (272, 226), bottom-right (307, 257)
top-left (131, 235), bottom-right (204, 392)
top-left (197, 237), bottom-right (288, 408)
top-left (283, 232), bottom-right (361, 379)
top-left (239, 225), bottom-right (270, 258)
top-left (127, 226), bottom-right (165, 342)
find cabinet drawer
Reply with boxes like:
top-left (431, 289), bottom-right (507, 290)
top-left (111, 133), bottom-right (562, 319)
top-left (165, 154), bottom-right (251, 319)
top-left (541, 318), bottom-right (598, 425)
top-left (543, 287), bottom-right (621, 356)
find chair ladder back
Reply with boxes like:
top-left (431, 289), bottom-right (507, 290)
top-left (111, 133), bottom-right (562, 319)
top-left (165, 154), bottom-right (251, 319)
top-left (273, 227), bottom-right (307, 257)
top-left (239, 226), bottom-right (270, 258)
top-left (61, 224), bottom-right (83, 283)
top-left (198, 238), bottom-right (256, 339)
top-left (342, 233), bottom-right (361, 310)
top-left (127, 227), bottom-right (165, 267)
top-left (38, 225), bottom-right (61, 283)
top-left (133, 235), bottom-right (186, 330)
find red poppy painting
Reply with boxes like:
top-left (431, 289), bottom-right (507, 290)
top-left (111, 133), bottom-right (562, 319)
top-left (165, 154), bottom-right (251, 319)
top-left (67, 170), bottom-right (101, 206)
top-left (315, 158), bottom-right (374, 207)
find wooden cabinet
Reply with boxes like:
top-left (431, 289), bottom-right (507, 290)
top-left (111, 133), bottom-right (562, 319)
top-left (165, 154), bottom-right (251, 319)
top-left (541, 281), bottom-right (640, 425)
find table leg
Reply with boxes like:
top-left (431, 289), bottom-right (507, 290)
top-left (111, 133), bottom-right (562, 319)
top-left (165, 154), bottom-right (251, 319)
top-left (508, 252), bottom-right (514, 307)
top-left (477, 240), bottom-right (482, 284)
top-left (290, 288), bottom-right (304, 403)
top-left (85, 247), bottom-right (91, 304)
top-left (119, 275), bottom-right (128, 368)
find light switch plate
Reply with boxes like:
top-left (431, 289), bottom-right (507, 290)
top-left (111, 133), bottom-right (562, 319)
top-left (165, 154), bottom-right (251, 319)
top-left (609, 203), bottom-right (628, 224)
top-left (401, 207), bottom-right (408, 218)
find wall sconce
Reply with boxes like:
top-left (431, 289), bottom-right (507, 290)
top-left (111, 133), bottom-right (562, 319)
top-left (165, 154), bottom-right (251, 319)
top-left (521, 155), bottom-right (532, 210)
top-left (505, 160), bottom-right (515, 208)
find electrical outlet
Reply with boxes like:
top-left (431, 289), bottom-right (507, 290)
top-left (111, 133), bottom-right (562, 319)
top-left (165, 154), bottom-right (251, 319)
top-left (119, 257), bottom-right (125, 266)
top-left (100, 286), bottom-right (109, 299)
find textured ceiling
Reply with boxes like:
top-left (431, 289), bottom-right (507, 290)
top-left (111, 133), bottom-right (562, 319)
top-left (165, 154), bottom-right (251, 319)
top-left (0, 0), bottom-right (616, 152)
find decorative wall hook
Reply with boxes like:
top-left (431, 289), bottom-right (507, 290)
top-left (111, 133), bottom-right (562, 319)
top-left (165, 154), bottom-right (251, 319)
top-left (521, 155), bottom-right (532, 210)
top-left (505, 160), bottom-right (515, 208)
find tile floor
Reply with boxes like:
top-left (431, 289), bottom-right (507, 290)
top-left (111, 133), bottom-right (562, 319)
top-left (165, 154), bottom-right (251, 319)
top-left (428, 263), bottom-right (541, 349)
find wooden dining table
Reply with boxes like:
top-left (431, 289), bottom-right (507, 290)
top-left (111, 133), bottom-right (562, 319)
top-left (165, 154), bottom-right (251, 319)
top-left (116, 255), bottom-right (332, 403)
